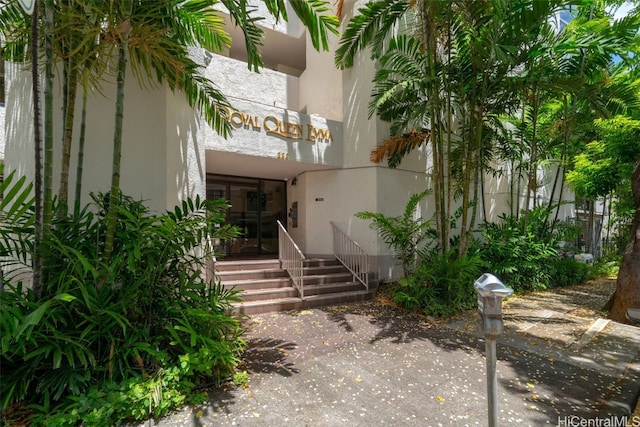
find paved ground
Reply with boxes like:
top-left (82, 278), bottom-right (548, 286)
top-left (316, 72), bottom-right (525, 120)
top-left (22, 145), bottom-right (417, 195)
top-left (137, 281), bottom-right (640, 427)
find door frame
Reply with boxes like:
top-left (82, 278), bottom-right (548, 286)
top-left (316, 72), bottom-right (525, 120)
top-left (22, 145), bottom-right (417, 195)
top-left (207, 174), bottom-right (287, 258)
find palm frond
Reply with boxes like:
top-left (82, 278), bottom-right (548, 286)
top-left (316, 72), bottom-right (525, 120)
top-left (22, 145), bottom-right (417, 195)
top-left (288, 0), bottom-right (339, 51)
top-left (220, 0), bottom-right (265, 72)
top-left (369, 129), bottom-right (429, 168)
top-left (404, 189), bottom-right (432, 220)
top-left (0, 1), bottom-right (31, 62)
top-left (262, 0), bottom-right (289, 21)
top-left (183, 73), bottom-right (233, 138)
top-left (335, 0), bottom-right (410, 69)
top-left (178, 0), bottom-right (232, 53)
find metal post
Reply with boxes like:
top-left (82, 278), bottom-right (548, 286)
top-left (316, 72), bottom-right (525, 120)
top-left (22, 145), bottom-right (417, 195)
top-left (486, 337), bottom-right (498, 427)
top-left (474, 273), bottom-right (513, 427)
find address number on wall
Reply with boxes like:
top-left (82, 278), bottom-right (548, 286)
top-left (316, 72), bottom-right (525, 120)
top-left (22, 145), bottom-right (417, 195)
top-left (277, 152), bottom-right (289, 160)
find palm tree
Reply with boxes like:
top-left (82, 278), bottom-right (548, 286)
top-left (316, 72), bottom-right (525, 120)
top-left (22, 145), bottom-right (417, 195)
top-left (98, 0), bottom-right (339, 266)
top-left (506, 1), bottom-right (640, 242)
top-left (336, 0), bottom-right (568, 255)
top-left (30, 0), bottom-right (42, 297)
top-left (336, 0), bottom-right (638, 258)
top-left (102, 10), bottom-right (131, 267)
top-left (2, 0), bottom-right (339, 272)
top-left (337, 0), bottom-right (461, 254)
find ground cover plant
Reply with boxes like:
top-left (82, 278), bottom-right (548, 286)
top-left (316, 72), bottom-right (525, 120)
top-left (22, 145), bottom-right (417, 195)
top-left (359, 196), bottom-right (591, 319)
top-left (479, 207), bottom-right (587, 293)
top-left (1, 175), bottom-right (244, 425)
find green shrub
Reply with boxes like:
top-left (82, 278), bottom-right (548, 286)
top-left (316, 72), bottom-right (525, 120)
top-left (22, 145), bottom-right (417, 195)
top-left (393, 249), bottom-right (484, 318)
top-left (588, 255), bottom-right (621, 279)
top-left (1, 183), bottom-right (245, 424)
top-left (548, 258), bottom-right (590, 288)
top-left (480, 210), bottom-right (560, 292)
top-left (356, 189), bottom-right (434, 276)
top-left (26, 353), bottom-right (213, 426)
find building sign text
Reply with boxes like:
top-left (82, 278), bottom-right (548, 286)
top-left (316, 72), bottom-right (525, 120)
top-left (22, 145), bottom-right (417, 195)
top-left (220, 106), bottom-right (333, 143)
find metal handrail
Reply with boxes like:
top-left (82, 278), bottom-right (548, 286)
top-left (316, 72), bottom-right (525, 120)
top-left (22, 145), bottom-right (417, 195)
top-left (277, 220), bottom-right (306, 299)
top-left (331, 222), bottom-right (369, 291)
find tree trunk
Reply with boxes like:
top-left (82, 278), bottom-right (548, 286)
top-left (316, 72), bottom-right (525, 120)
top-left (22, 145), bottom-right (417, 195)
top-left (524, 93), bottom-right (539, 230)
top-left (103, 29), bottom-right (128, 268)
top-left (58, 63), bottom-right (78, 207)
top-left (550, 96), bottom-right (570, 234)
top-left (74, 87), bottom-right (88, 215)
top-left (41, 0), bottom-right (54, 295)
top-left (608, 156), bottom-right (640, 323)
top-left (32, 0), bottom-right (42, 298)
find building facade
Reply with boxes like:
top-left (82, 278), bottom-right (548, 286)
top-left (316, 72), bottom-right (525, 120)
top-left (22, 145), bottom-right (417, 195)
top-left (1, 2), bottom-right (593, 282)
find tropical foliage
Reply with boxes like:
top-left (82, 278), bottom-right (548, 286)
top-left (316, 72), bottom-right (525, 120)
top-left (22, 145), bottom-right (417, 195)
top-left (360, 196), bottom-right (587, 318)
top-left (479, 207), bottom-right (584, 292)
top-left (356, 189), bottom-right (434, 276)
top-left (336, 0), bottom-right (640, 254)
top-left (393, 249), bottom-right (485, 318)
top-left (1, 176), bottom-right (244, 423)
top-left (0, 0), bottom-right (340, 423)
top-left (342, 0), bottom-right (640, 318)
top-left (567, 117), bottom-right (640, 253)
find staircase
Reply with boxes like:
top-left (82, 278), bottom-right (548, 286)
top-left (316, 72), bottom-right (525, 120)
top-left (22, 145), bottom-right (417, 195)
top-left (217, 258), bottom-right (376, 315)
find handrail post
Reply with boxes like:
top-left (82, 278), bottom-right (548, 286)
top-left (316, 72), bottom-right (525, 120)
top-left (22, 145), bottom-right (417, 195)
top-left (277, 220), bottom-right (306, 299)
top-left (331, 222), bottom-right (370, 291)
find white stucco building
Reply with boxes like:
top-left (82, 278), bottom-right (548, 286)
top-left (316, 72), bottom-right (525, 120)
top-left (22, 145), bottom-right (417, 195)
top-left (1, 2), bottom-right (603, 282)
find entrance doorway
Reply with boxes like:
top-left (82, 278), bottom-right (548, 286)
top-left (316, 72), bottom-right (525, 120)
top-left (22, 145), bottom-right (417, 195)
top-left (207, 174), bottom-right (286, 258)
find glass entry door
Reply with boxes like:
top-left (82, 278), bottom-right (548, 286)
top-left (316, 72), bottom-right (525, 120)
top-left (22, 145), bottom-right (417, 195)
top-left (207, 175), bottom-right (286, 258)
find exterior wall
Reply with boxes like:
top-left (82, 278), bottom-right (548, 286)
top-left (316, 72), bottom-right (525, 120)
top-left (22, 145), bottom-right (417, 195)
top-left (238, 2), bottom-right (303, 37)
top-left (486, 160), bottom-right (576, 223)
top-left (4, 62), bottom-right (203, 214)
top-left (206, 54), bottom-right (299, 111)
top-left (373, 167), bottom-right (433, 279)
top-left (165, 86), bottom-right (207, 211)
top-left (0, 104), bottom-right (4, 160)
top-left (340, 53), bottom-right (385, 169)
top-left (4, 62), bottom-right (35, 183)
top-left (299, 35), bottom-right (342, 121)
top-left (287, 164), bottom-right (431, 282)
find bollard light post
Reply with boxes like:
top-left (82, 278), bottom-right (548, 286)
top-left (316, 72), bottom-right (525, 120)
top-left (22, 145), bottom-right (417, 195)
top-left (474, 273), bottom-right (513, 427)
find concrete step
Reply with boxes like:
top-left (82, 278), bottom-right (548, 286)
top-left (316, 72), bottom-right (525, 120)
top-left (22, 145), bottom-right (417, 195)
top-left (239, 286), bottom-right (299, 302)
top-left (303, 264), bottom-right (347, 276)
top-left (235, 280), bottom-right (363, 300)
top-left (302, 281), bottom-right (364, 295)
top-left (216, 259), bottom-right (281, 271)
top-left (303, 258), bottom-right (340, 267)
top-left (218, 257), bottom-right (375, 315)
top-left (302, 272), bottom-right (354, 285)
top-left (232, 289), bottom-right (374, 316)
top-left (217, 268), bottom-right (288, 282)
top-left (222, 277), bottom-right (293, 291)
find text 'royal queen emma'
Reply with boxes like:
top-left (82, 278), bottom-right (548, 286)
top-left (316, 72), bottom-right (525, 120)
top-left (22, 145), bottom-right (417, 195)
top-left (219, 107), bottom-right (333, 143)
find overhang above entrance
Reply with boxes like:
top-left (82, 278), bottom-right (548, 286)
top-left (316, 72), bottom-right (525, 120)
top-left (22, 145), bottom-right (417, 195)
top-left (206, 150), bottom-right (332, 181)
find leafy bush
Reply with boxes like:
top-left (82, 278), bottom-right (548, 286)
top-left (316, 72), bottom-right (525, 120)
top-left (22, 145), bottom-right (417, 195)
top-left (588, 255), bottom-right (621, 279)
top-left (480, 210), bottom-right (560, 292)
top-left (548, 257), bottom-right (590, 288)
top-left (394, 249), bottom-right (484, 318)
top-left (356, 189), bottom-right (434, 276)
top-left (1, 181), bottom-right (245, 424)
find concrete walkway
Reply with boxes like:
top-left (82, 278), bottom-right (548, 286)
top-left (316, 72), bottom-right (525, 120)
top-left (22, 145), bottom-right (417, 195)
top-left (138, 282), bottom-right (640, 427)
